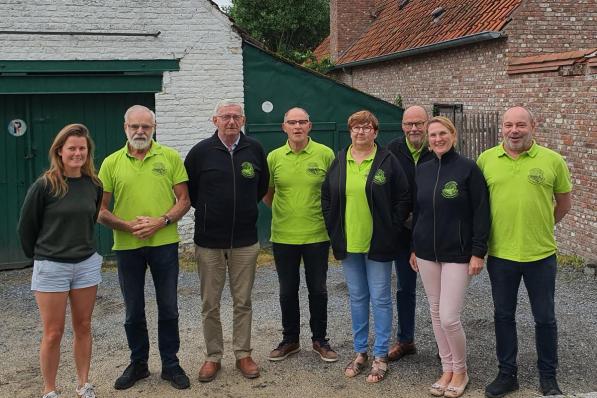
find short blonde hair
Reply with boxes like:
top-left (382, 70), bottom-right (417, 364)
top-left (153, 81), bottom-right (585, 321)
top-left (427, 116), bottom-right (458, 143)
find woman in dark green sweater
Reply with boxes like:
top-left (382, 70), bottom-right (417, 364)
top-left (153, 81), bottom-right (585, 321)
top-left (18, 124), bottom-right (103, 398)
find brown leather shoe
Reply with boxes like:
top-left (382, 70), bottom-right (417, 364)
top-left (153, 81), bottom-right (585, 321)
top-left (236, 356), bottom-right (260, 379)
top-left (388, 341), bottom-right (417, 361)
top-left (198, 361), bottom-right (221, 382)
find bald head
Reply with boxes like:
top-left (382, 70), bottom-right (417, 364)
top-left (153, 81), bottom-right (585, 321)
top-left (284, 107), bottom-right (310, 122)
top-left (503, 106), bottom-right (535, 125)
top-left (403, 106), bottom-right (428, 121)
top-left (402, 106), bottom-right (428, 149)
top-left (501, 106), bottom-right (536, 156)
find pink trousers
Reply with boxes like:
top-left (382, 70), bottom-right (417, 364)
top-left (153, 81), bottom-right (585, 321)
top-left (417, 258), bottom-right (470, 374)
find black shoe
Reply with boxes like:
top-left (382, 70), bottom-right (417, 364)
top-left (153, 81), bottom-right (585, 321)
top-left (540, 377), bottom-right (562, 396)
top-left (161, 364), bottom-right (190, 390)
top-left (485, 372), bottom-right (519, 398)
top-left (114, 361), bottom-right (150, 390)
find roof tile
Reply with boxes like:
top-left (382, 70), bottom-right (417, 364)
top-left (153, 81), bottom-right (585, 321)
top-left (332, 0), bottom-right (523, 65)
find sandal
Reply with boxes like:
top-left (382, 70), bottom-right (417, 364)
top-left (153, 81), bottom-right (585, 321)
top-left (366, 356), bottom-right (388, 383)
top-left (444, 373), bottom-right (469, 398)
top-left (429, 382), bottom-right (447, 396)
top-left (344, 352), bottom-right (368, 378)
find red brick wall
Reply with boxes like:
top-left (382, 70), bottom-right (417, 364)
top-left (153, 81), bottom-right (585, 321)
top-left (330, 0), bottom-right (377, 61)
top-left (330, 0), bottom-right (597, 262)
top-left (506, 0), bottom-right (597, 57)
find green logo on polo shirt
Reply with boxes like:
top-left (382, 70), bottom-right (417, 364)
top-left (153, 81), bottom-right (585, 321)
top-left (373, 169), bottom-right (386, 185)
top-left (441, 181), bottom-right (459, 198)
top-left (528, 168), bottom-right (545, 185)
top-left (152, 162), bottom-right (167, 176)
top-left (306, 162), bottom-right (326, 177)
top-left (241, 162), bottom-right (255, 178)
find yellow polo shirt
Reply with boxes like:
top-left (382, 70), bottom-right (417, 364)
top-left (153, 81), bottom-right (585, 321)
top-left (477, 142), bottom-right (572, 262)
top-left (99, 141), bottom-right (188, 250)
top-left (267, 138), bottom-right (335, 244)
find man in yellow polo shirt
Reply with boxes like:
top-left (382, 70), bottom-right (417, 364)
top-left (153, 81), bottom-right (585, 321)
top-left (98, 105), bottom-right (191, 391)
top-left (478, 107), bottom-right (572, 398)
top-left (263, 107), bottom-right (338, 363)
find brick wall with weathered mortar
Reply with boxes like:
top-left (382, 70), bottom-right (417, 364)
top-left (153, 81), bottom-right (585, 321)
top-left (0, 0), bottom-right (245, 246)
top-left (331, 0), bottom-right (596, 262)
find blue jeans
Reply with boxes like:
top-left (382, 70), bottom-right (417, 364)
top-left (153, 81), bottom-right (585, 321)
top-left (394, 247), bottom-right (417, 343)
top-left (487, 254), bottom-right (558, 378)
top-left (116, 243), bottom-right (180, 368)
top-left (272, 241), bottom-right (330, 343)
top-left (342, 253), bottom-right (393, 357)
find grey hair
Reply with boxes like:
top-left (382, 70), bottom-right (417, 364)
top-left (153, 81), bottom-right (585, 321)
top-left (213, 100), bottom-right (245, 117)
top-left (283, 107), bottom-right (310, 121)
top-left (124, 105), bottom-right (156, 124)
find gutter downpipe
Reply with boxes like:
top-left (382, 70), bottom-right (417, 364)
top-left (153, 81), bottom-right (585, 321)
top-left (332, 31), bottom-right (505, 70)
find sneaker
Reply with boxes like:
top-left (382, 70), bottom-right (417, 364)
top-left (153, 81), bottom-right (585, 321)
top-left (485, 372), bottom-right (519, 398)
top-left (114, 361), bottom-right (150, 390)
top-left (161, 364), bottom-right (190, 389)
top-left (268, 341), bottom-right (300, 361)
top-left (76, 383), bottom-right (96, 398)
top-left (42, 392), bottom-right (59, 398)
top-left (540, 377), bottom-right (562, 396)
top-left (312, 339), bottom-right (339, 362)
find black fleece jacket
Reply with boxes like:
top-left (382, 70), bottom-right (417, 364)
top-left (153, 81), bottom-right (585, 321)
top-left (386, 137), bottom-right (434, 248)
top-left (184, 132), bottom-right (269, 249)
top-left (321, 145), bottom-right (411, 262)
top-left (412, 148), bottom-right (490, 263)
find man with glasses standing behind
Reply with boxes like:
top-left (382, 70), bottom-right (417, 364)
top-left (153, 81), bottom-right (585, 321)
top-left (184, 100), bottom-right (269, 382)
top-left (386, 105), bottom-right (434, 361)
top-left (98, 105), bottom-right (191, 390)
top-left (263, 107), bottom-right (337, 363)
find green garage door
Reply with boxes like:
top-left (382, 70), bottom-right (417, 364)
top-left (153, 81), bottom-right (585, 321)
top-left (0, 93), bottom-right (154, 269)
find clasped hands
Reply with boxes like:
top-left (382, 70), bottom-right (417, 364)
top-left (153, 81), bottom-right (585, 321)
top-left (127, 216), bottom-right (165, 240)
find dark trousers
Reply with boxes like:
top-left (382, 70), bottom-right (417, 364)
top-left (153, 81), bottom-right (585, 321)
top-left (115, 243), bottom-right (180, 369)
top-left (487, 254), bottom-right (558, 378)
top-left (272, 241), bottom-right (330, 343)
top-left (394, 247), bottom-right (417, 343)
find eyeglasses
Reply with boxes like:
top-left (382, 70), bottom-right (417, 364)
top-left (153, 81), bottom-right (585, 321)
top-left (351, 126), bottom-right (374, 133)
top-left (217, 114), bottom-right (244, 122)
top-left (402, 121), bottom-right (426, 129)
top-left (285, 120), bottom-right (309, 126)
top-left (127, 124), bottom-right (155, 131)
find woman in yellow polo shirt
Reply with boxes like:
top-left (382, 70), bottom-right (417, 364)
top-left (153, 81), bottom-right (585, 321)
top-left (322, 110), bottom-right (411, 383)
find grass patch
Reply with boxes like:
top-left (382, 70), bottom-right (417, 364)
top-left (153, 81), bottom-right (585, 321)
top-left (557, 253), bottom-right (585, 270)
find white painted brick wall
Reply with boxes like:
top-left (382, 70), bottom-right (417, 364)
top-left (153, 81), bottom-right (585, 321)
top-left (0, 0), bottom-right (245, 246)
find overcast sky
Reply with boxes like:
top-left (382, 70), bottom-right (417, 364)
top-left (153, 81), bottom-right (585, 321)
top-left (212, 0), bottom-right (231, 10)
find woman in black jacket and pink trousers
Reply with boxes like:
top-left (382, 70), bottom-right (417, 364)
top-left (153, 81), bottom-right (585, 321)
top-left (410, 116), bottom-right (490, 398)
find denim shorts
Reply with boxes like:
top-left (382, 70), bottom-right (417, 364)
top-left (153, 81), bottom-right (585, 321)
top-left (31, 252), bottom-right (102, 292)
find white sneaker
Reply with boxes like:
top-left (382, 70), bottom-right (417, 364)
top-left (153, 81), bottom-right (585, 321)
top-left (42, 392), bottom-right (59, 398)
top-left (76, 383), bottom-right (96, 398)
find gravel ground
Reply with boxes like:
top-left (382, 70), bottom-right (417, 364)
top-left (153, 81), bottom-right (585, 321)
top-left (0, 260), bottom-right (595, 398)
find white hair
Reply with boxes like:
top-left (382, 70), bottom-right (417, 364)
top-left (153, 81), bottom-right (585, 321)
top-left (124, 105), bottom-right (156, 124)
top-left (213, 100), bottom-right (245, 117)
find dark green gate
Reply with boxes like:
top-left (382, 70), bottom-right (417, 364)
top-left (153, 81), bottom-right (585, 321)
top-left (0, 93), bottom-right (155, 269)
top-left (0, 59), bottom-right (178, 269)
top-left (242, 43), bottom-right (405, 245)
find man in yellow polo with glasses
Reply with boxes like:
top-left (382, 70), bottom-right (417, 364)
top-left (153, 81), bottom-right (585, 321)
top-left (263, 107), bottom-right (337, 363)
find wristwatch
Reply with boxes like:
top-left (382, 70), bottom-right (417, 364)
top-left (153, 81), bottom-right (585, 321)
top-left (162, 215), bottom-right (172, 226)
